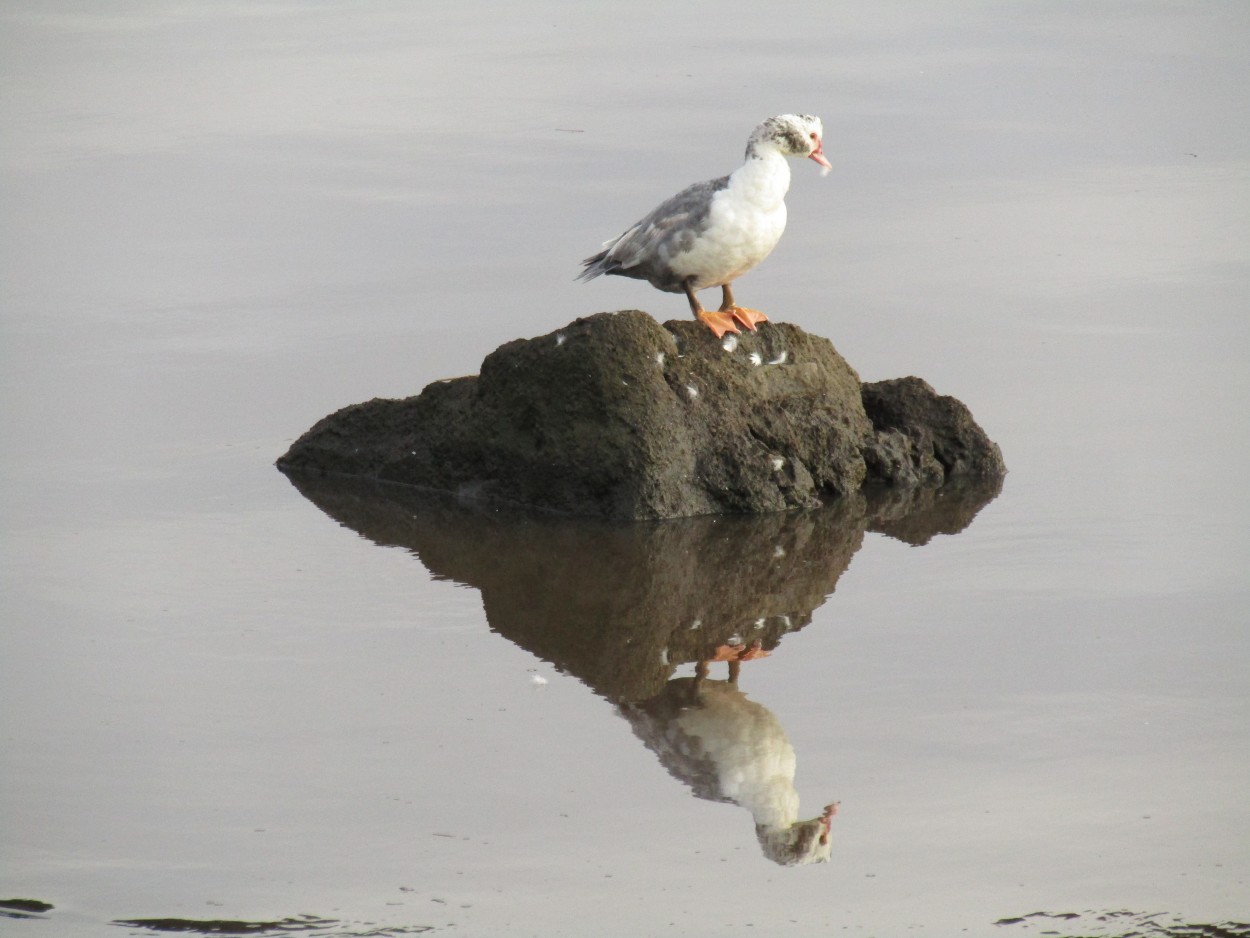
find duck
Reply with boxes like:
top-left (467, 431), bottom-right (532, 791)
top-left (577, 114), bottom-right (831, 339)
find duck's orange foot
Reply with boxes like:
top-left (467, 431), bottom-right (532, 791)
top-left (722, 306), bottom-right (769, 331)
top-left (697, 310), bottom-right (741, 339)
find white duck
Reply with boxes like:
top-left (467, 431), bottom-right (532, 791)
top-left (577, 114), bottom-right (831, 339)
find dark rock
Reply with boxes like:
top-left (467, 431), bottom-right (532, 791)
top-left (278, 311), bottom-right (1004, 520)
top-left (0, 899), bottom-right (53, 917)
top-left (112, 916), bottom-right (340, 934)
top-left (861, 376), bottom-right (1006, 486)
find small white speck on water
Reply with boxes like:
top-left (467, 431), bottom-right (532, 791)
top-left (749, 352), bottom-right (762, 366)
top-left (529, 673), bottom-right (548, 686)
top-left (555, 333), bottom-right (567, 346)
top-left (686, 385), bottom-right (699, 399)
top-left (721, 334), bottom-right (739, 353)
top-left (768, 351), bottom-right (788, 365)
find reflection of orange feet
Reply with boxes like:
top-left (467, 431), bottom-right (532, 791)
top-left (738, 640), bottom-right (770, 661)
top-left (723, 306), bottom-right (769, 331)
top-left (710, 639), bottom-right (771, 662)
top-left (697, 310), bottom-right (741, 338)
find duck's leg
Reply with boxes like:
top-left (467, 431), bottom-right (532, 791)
top-left (719, 284), bottom-right (769, 331)
top-left (685, 282), bottom-right (740, 338)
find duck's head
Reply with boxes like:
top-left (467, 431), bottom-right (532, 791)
top-left (757, 801), bottom-right (839, 866)
top-left (749, 114), bottom-right (832, 175)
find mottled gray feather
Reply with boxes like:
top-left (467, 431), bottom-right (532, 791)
top-left (577, 174), bottom-right (730, 293)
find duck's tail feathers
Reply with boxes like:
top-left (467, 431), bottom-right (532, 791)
top-left (576, 250), bottom-right (613, 282)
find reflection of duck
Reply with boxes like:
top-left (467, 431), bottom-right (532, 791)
top-left (621, 655), bottom-right (838, 866)
top-left (283, 475), bottom-right (1000, 864)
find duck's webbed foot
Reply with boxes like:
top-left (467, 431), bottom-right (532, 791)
top-left (686, 282), bottom-right (743, 338)
top-left (722, 305), bottom-right (769, 331)
top-left (718, 285), bottom-right (769, 331)
top-left (696, 310), bottom-right (742, 338)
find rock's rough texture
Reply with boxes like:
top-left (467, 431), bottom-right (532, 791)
top-left (277, 310), bottom-right (1005, 520)
top-left (861, 376), bottom-right (1006, 488)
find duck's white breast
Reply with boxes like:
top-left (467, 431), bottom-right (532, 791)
top-left (666, 156), bottom-right (791, 289)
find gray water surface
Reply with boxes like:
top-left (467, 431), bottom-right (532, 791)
top-left (2, 2), bottom-right (1248, 936)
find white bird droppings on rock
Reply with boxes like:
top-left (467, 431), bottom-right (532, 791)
top-left (655, 352), bottom-right (665, 365)
top-left (768, 351), bottom-right (788, 365)
top-left (749, 352), bottom-right (763, 366)
top-left (753, 618), bottom-right (766, 629)
top-left (721, 334), bottom-right (739, 353)
top-left (686, 385), bottom-right (699, 399)
top-left (770, 456), bottom-right (785, 471)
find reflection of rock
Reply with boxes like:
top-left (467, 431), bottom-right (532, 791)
top-left (278, 311), bottom-right (1005, 520)
top-left (287, 474), bottom-right (860, 700)
top-left (287, 474), bottom-right (1000, 702)
top-left (284, 473), bottom-right (1000, 864)
top-left (864, 473), bottom-right (1006, 547)
top-left (622, 662), bottom-right (838, 866)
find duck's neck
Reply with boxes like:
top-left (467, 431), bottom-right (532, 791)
top-left (729, 146), bottom-right (792, 207)
top-left (742, 775), bottom-right (800, 831)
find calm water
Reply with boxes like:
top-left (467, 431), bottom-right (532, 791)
top-left (2, 2), bottom-right (1248, 936)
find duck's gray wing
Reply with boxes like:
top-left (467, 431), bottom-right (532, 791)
top-left (577, 175), bottom-right (729, 289)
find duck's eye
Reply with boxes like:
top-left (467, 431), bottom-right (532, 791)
top-left (809, 132), bottom-right (817, 140)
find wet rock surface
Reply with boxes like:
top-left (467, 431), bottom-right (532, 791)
top-left (278, 310), bottom-right (1005, 520)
